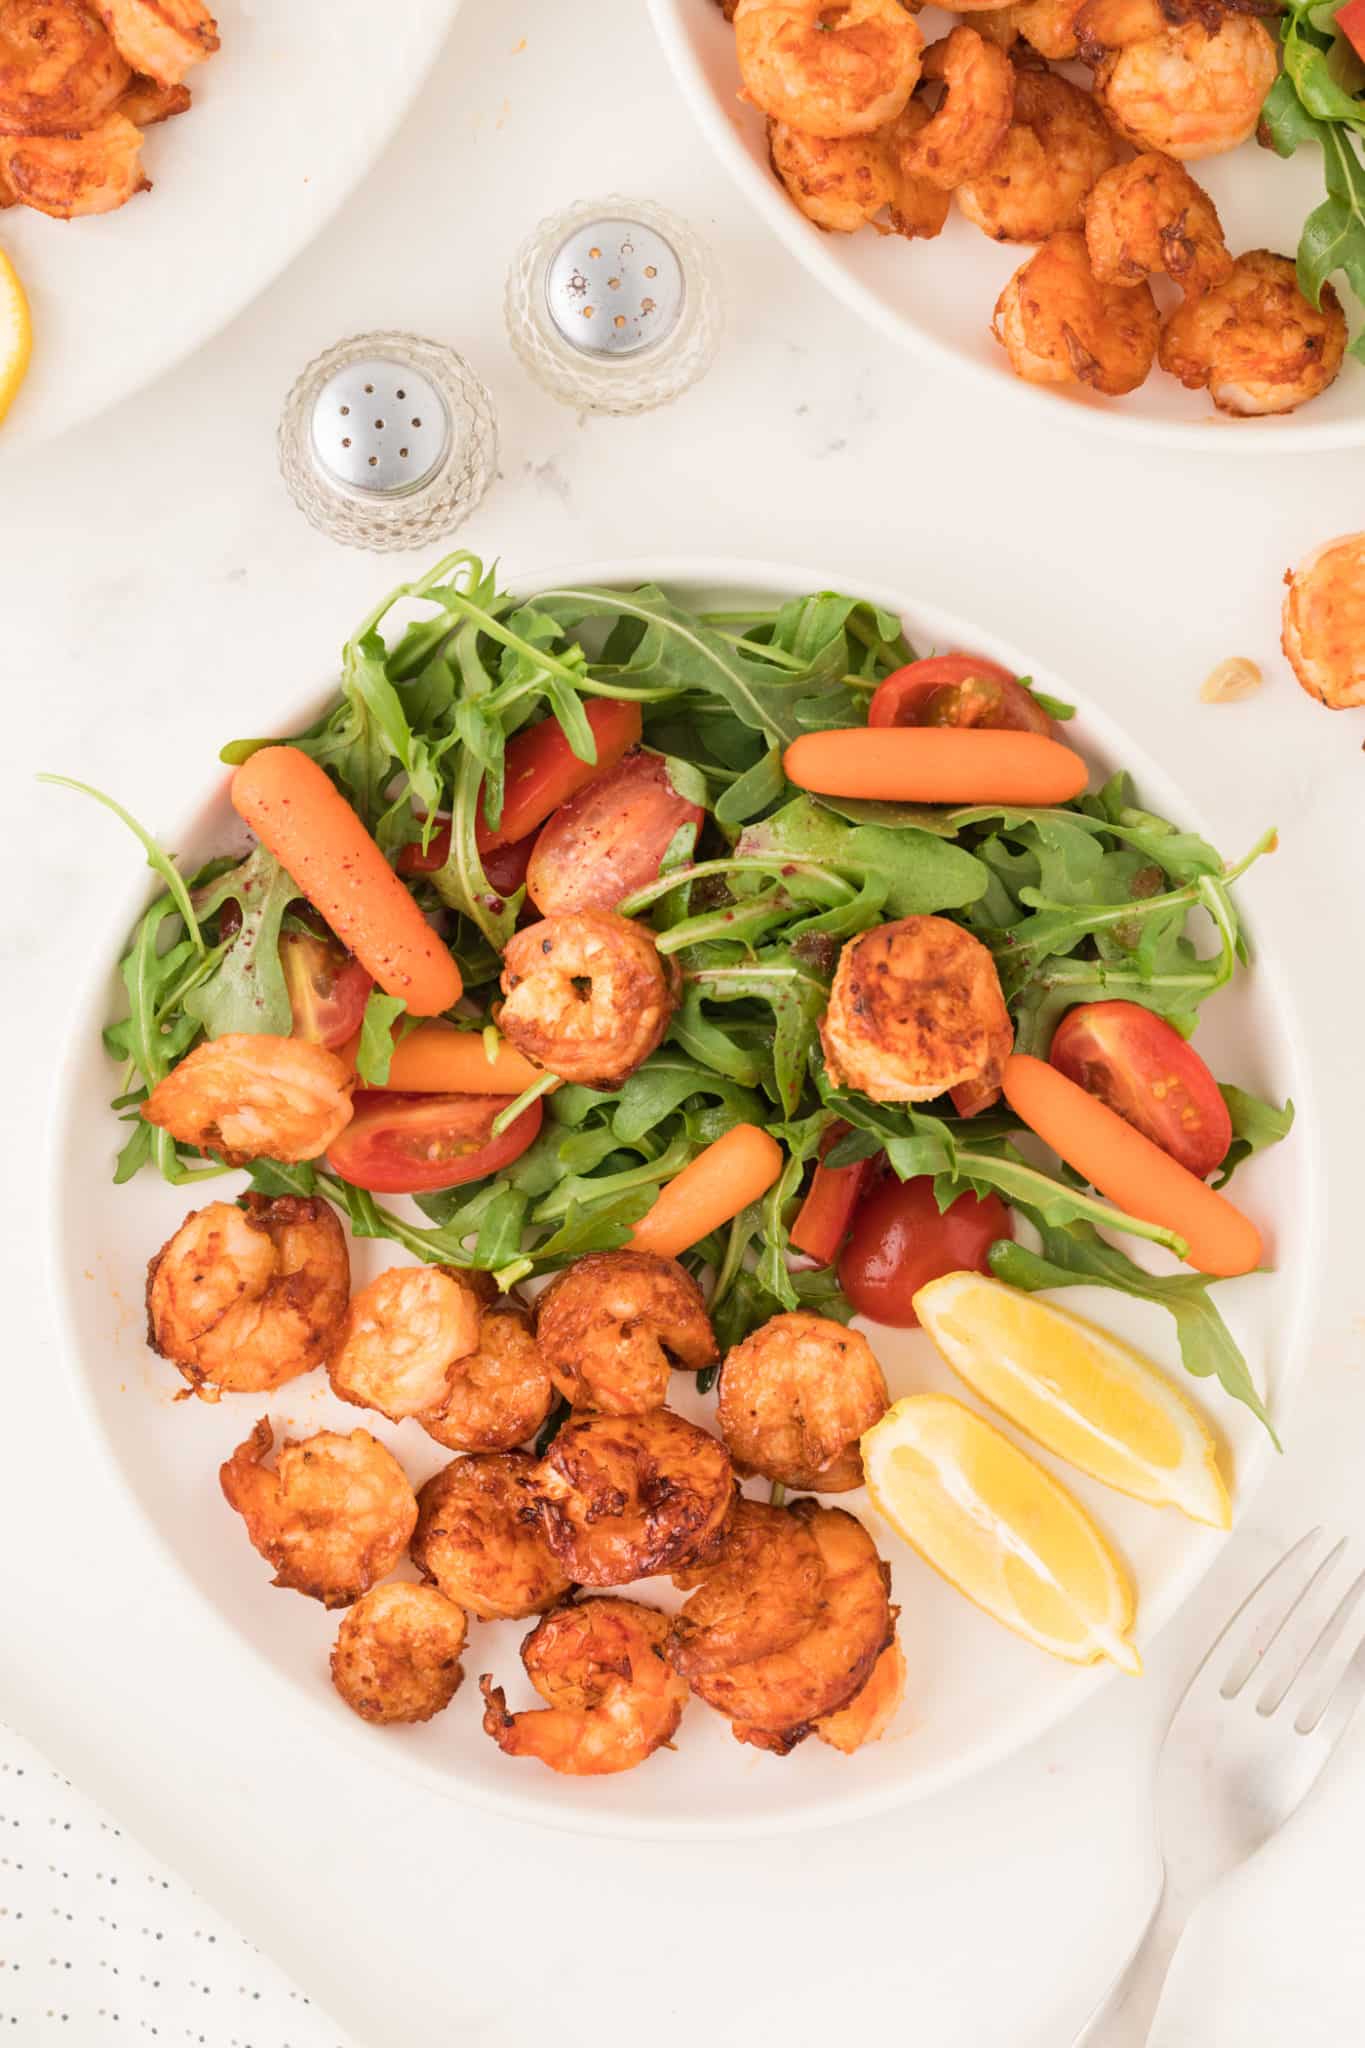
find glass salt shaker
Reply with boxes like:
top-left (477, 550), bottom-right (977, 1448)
top-left (278, 330), bottom-right (498, 551)
top-left (505, 196), bottom-right (722, 415)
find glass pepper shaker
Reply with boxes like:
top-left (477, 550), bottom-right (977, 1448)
top-left (278, 330), bottom-right (498, 551)
top-left (505, 196), bottom-right (723, 415)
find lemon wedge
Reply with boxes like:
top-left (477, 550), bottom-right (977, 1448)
top-left (0, 247), bottom-right (31, 427)
top-left (914, 1272), bottom-right (1231, 1531)
top-left (862, 1394), bottom-right (1141, 1673)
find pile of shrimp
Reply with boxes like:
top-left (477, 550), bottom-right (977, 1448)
top-left (0, 0), bottom-right (218, 219)
top-left (721, 0), bottom-right (1348, 416)
top-left (143, 1119), bottom-right (909, 1775)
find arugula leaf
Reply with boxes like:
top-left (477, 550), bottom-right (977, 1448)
top-left (355, 991), bottom-right (408, 1085)
top-left (40, 776), bottom-right (206, 952)
top-left (1215, 1087), bottom-right (1295, 1189)
top-left (676, 945), bottom-right (831, 1113)
top-left (989, 1220), bottom-right (1277, 1442)
top-left (182, 847), bottom-right (300, 1038)
top-left (1260, 14), bottom-right (1365, 356)
top-left (735, 796), bottom-right (989, 915)
top-left (535, 583), bottom-right (865, 748)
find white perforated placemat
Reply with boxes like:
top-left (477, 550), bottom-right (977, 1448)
top-left (0, 1723), bottom-right (353, 2047)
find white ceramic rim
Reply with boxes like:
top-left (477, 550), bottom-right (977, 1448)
top-left (44, 553), bottom-right (1321, 1839)
top-left (645, 0), bottom-right (1365, 455)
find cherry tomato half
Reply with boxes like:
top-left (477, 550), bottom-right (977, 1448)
top-left (839, 1176), bottom-right (1012, 1328)
top-left (1337, 0), bottom-right (1365, 62)
top-left (327, 1090), bottom-right (544, 1194)
top-left (280, 930), bottom-right (373, 1051)
top-left (397, 827), bottom-right (537, 906)
top-left (1048, 1000), bottom-right (1232, 1180)
top-left (526, 749), bottom-right (704, 916)
top-left (868, 654), bottom-right (1056, 736)
top-left (788, 1124), bottom-right (874, 1266)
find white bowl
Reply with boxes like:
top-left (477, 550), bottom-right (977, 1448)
top-left (648, 0), bottom-right (1363, 451)
top-left (49, 556), bottom-right (1317, 1839)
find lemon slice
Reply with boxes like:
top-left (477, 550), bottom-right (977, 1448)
top-left (0, 247), bottom-right (32, 427)
top-left (862, 1394), bottom-right (1141, 1673)
top-left (914, 1272), bottom-right (1231, 1531)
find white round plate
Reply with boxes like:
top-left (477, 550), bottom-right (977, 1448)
top-left (648, 0), bottom-right (1363, 450)
top-left (50, 556), bottom-right (1317, 1838)
top-left (0, 0), bottom-right (460, 455)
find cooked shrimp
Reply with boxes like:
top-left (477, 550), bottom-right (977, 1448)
top-left (480, 1597), bottom-right (688, 1776)
top-left (734, 0), bottom-right (924, 138)
top-left (1282, 533), bottom-right (1365, 710)
top-left (411, 1452), bottom-right (572, 1621)
top-left (884, 98), bottom-right (955, 235)
top-left (534, 1251), bottom-right (717, 1416)
top-left (1159, 249), bottom-right (1347, 415)
top-left (420, 1297), bottom-right (555, 1453)
top-left (1084, 153), bottom-right (1231, 296)
top-left (532, 1409), bottom-right (735, 1586)
top-left (220, 1419), bottom-right (417, 1608)
top-left (94, 0), bottom-right (217, 85)
top-left (814, 1634), bottom-right (907, 1751)
top-left (898, 29), bottom-right (1015, 189)
top-left (117, 68), bottom-right (188, 121)
top-left (820, 914), bottom-right (1014, 1110)
top-left (769, 117), bottom-right (900, 233)
top-left (146, 1194), bottom-right (349, 1400)
top-left (669, 1497), bottom-right (825, 1676)
top-left (0, 109), bottom-right (146, 217)
top-left (956, 66), bottom-right (1119, 242)
top-left (328, 1265), bottom-right (486, 1424)
top-left (973, 0), bottom-right (1087, 60)
top-left (0, 0), bottom-right (128, 135)
top-left (330, 1582), bottom-right (467, 1726)
top-left (141, 1033), bottom-right (353, 1165)
top-left (1091, 15), bottom-right (1277, 159)
top-left (688, 1501), bottom-right (894, 1753)
top-left (716, 1311), bottom-right (888, 1491)
top-left (994, 228), bottom-right (1160, 395)
top-left (499, 911), bottom-right (678, 1088)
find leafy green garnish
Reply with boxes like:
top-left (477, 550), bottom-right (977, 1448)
top-left (1261, 8), bottom-right (1365, 357)
top-left (990, 1220), bottom-right (1276, 1443)
top-left (355, 991), bottom-right (409, 1086)
top-left (1215, 1087), bottom-right (1295, 1189)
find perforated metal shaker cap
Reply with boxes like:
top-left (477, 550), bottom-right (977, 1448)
top-left (278, 330), bottom-right (498, 552)
top-left (543, 217), bottom-right (686, 359)
top-left (309, 357), bottom-right (451, 497)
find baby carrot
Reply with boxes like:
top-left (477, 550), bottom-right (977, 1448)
top-left (630, 1123), bottom-right (785, 1259)
top-left (375, 1021), bottom-right (547, 1094)
top-left (783, 728), bottom-right (1089, 806)
top-left (231, 746), bottom-right (462, 1017)
top-left (1001, 1053), bottom-right (1262, 1278)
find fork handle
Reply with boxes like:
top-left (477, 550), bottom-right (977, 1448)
top-left (1075, 1873), bottom-right (1194, 2045)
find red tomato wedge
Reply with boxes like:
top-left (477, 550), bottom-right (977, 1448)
top-left (1338, 0), bottom-right (1365, 62)
top-left (839, 1176), bottom-right (1012, 1328)
top-left (526, 750), bottom-right (704, 915)
top-left (789, 1125), bottom-right (874, 1265)
top-left (1048, 1001), bottom-right (1232, 1180)
top-left (327, 1091), bottom-right (544, 1194)
top-left (280, 930), bottom-right (373, 1051)
top-left (868, 654), bottom-right (1056, 736)
top-left (398, 828), bottom-right (537, 902)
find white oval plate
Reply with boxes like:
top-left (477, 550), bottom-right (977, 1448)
top-left (49, 557), bottom-right (1317, 1839)
top-left (648, 0), bottom-right (1364, 451)
top-left (0, 0), bottom-right (460, 456)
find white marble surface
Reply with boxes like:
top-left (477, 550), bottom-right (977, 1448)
top-left (3, 2), bottom-right (1365, 2044)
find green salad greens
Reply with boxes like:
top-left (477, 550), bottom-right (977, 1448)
top-left (56, 551), bottom-right (1292, 1438)
top-left (1263, 0), bottom-right (1365, 356)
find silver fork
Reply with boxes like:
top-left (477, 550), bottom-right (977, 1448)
top-left (1077, 1528), bottom-right (1365, 2045)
